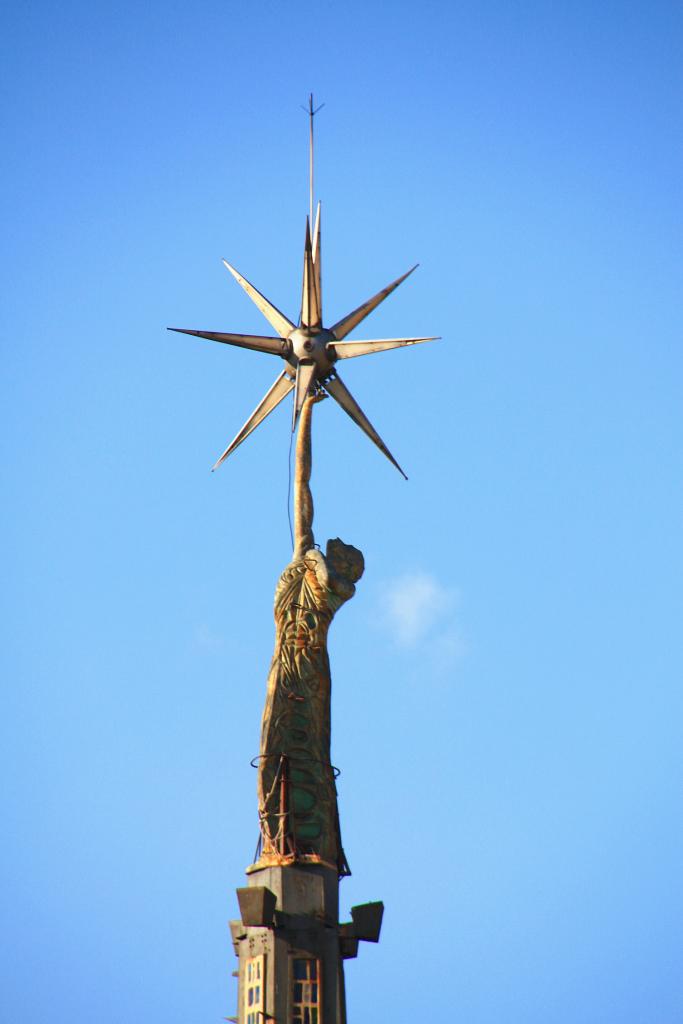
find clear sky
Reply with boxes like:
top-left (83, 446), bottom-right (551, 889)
top-left (2, 1), bottom-right (682, 1022)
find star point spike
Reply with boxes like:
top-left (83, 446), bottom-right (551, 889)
top-left (300, 217), bottom-right (321, 330)
top-left (221, 259), bottom-right (294, 339)
top-left (329, 265), bottom-right (419, 341)
top-left (329, 336), bottom-right (440, 360)
top-left (292, 360), bottom-right (317, 431)
top-left (212, 371), bottom-right (295, 471)
top-left (168, 327), bottom-right (284, 356)
top-left (312, 201), bottom-right (322, 308)
top-left (323, 371), bottom-right (408, 480)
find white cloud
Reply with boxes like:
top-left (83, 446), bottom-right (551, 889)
top-left (193, 622), bottom-right (225, 652)
top-left (380, 571), bottom-right (464, 661)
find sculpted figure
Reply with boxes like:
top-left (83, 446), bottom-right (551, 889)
top-left (255, 393), bottom-right (364, 874)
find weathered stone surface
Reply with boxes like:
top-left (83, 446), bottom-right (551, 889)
top-left (234, 864), bottom-right (344, 1024)
top-left (236, 886), bottom-right (277, 927)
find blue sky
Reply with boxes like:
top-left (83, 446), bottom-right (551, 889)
top-left (2, 1), bottom-right (682, 1021)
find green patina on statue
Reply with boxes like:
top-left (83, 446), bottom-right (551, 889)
top-left (254, 393), bottom-right (364, 875)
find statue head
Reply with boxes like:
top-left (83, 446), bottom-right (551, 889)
top-left (326, 538), bottom-right (365, 584)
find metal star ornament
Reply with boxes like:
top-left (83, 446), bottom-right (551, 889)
top-left (169, 97), bottom-right (439, 479)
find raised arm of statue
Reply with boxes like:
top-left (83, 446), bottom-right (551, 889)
top-left (293, 392), bottom-right (322, 557)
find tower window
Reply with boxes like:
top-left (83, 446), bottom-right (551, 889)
top-left (291, 958), bottom-right (321, 1023)
top-left (244, 954), bottom-right (265, 1024)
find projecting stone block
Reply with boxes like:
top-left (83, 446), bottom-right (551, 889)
top-left (229, 919), bottom-right (245, 955)
top-left (351, 901), bottom-right (384, 942)
top-left (339, 934), bottom-right (359, 959)
top-left (236, 886), bottom-right (277, 927)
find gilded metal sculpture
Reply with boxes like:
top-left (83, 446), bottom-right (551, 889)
top-left (173, 97), bottom-right (437, 1024)
top-left (169, 100), bottom-right (437, 480)
top-left (256, 391), bottom-right (363, 876)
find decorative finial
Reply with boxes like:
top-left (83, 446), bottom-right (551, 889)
top-left (168, 106), bottom-right (439, 478)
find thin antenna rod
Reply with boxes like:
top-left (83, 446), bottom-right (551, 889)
top-left (302, 93), bottom-right (324, 225)
top-left (308, 94), bottom-right (314, 226)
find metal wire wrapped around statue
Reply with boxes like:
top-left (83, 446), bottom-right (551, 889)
top-left (255, 392), bottom-right (364, 875)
